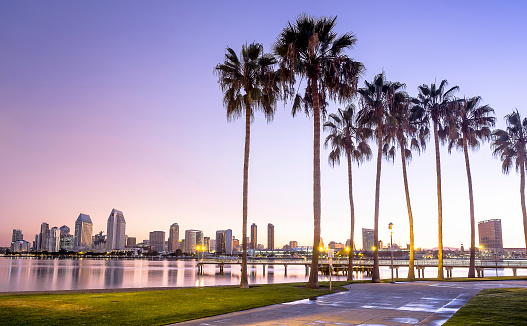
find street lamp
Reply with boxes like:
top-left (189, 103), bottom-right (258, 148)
top-left (389, 222), bottom-right (395, 284)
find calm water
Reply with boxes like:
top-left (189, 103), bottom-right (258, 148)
top-left (2, 257), bottom-right (526, 292)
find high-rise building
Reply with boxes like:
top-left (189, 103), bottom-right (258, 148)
top-left (150, 231), bottom-right (166, 253)
top-left (168, 223), bottom-right (179, 252)
top-left (59, 225), bottom-right (74, 251)
top-left (362, 228), bottom-right (374, 251)
top-left (39, 222), bottom-right (49, 252)
top-left (92, 231), bottom-right (107, 251)
top-left (478, 219), bottom-right (503, 251)
top-left (12, 229), bottom-right (23, 242)
top-left (289, 241), bottom-right (298, 249)
top-left (126, 237), bottom-right (137, 247)
top-left (74, 213), bottom-right (93, 251)
top-left (184, 230), bottom-right (203, 254)
top-left (203, 237), bottom-right (210, 252)
top-left (107, 209), bottom-right (126, 251)
top-left (59, 225), bottom-right (70, 236)
top-left (267, 223), bottom-right (274, 250)
top-left (251, 223), bottom-right (257, 250)
top-left (215, 229), bottom-right (233, 255)
top-left (47, 227), bottom-right (60, 252)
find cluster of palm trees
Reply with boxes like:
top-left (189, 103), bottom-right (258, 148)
top-left (214, 14), bottom-right (527, 289)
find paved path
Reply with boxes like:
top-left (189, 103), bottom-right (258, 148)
top-left (172, 280), bottom-right (527, 326)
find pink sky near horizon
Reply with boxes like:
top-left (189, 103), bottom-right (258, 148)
top-left (1, 1), bottom-right (527, 250)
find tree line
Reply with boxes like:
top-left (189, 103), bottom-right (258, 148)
top-left (215, 14), bottom-right (527, 289)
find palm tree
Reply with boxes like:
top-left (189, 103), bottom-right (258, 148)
top-left (492, 110), bottom-right (527, 255)
top-left (384, 92), bottom-right (428, 279)
top-left (274, 14), bottom-right (363, 289)
top-left (324, 105), bottom-right (371, 281)
top-left (412, 80), bottom-right (458, 279)
top-left (445, 96), bottom-right (495, 278)
top-left (357, 72), bottom-right (404, 283)
top-left (214, 43), bottom-right (279, 288)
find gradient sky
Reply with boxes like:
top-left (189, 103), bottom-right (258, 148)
top-left (1, 1), bottom-right (526, 249)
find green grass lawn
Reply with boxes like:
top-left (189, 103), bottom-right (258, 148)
top-left (445, 288), bottom-right (527, 325)
top-left (0, 282), bottom-right (348, 326)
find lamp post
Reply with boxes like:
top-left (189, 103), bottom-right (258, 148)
top-left (389, 222), bottom-right (395, 284)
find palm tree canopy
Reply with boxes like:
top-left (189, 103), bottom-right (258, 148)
top-left (383, 92), bottom-right (430, 162)
top-left (274, 14), bottom-right (364, 116)
top-left (324, 104), bottom-right (372, 166)
top-left (215, 42), bottom-right (279, 122)
top-left (446, 96), bottom-right (496, 153)
top-left (492, 109), bottom-right (527, 174)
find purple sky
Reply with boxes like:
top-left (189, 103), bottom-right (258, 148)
top-left (1, 1), bottom-right (526, 249)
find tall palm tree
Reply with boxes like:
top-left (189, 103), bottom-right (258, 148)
top-left (492, 109), bottom-right (527, 256)
top-left (357, 72), bottom-right (404, 283)
top-left (446, 96), bottom-right (495, 278)
top-left (412, 80), bottom-right (458, 279)
top-left (324, 105), bottom-right (371, 281)
top-left (214, 43), bottom-right (279, 288)
top-left (274, 14), bottom-right (363, 289)
top-left (384, 92), bottom-right (428, 280)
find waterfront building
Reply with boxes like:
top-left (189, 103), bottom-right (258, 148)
top-left (59, 225), bottom-right (73, 250)
top-left (233, 238), bottom-right (239, 248)
top-left (362, 228), bottom-right (374, 251)
top-left (47, 227), bottom-right (60, 252)
top-left (267, 223), bottom-right (274, 250)
top-left (39, 222), bottom-right (49, 252)
top-left (92, 231), bottom-right (106, 251)
top-left (12, 229), bottom-right (23, 242)
top-left (329, 241), bottom-right (344, 250)
top-left (215, 229), bottom-right (233, 255)
top-left (478, 219), bottom-right (504, 256)
top-left (33, 234), bottom-right (39, 252)
top-left (289, 241), bottom-right (298, 249)
top-left (11, 240), bottom-right (30, 253)
top-left (168, 223), bottom-right (179, 252)
top-left (107, 209), bottom-right (126, 251)
top-left (149, 231), bottom-right (166, 253)
top-left (203, 237), bottom-right (210, 252)
top-left (74, 213), bottom-right (93, 251)
top-left (251, 223), bottom-right (257, 250)
top-left (126, 237), bottom-right (136, 247)
top-left (184, 230), bottom-right (203, 254)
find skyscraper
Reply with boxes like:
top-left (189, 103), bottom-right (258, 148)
top-left (215, 229), bottom-right (233, 255)
top-left (184, 229), bottom-right (203, 254)
top-left (74, 214), bottom-right (93, 251)
top-left (478, 219), bottom-right (503, 250)
top-left (267, 223), bottom-right (274, 250)
top-left (149, 231), bottom-right (166, 253)
top-left (12, 229), bottom-right (23, 242)
top-left (47, 227), bottom-right (60, 252)
top-left (250, 223), bottom-right (257, 250)
top-left (59, 225), bottom-right (74, 251)
top-left (362, 228), bottom-right (374, 251)
top-left (107, 209), bottom-right (126, 251)
top-left (168, 223), bottom-right (179, 252)
top-left (39, 222), bottom-right (49, 252)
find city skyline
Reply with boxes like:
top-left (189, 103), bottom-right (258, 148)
top-left (1, 1), bottom-right (527, 249)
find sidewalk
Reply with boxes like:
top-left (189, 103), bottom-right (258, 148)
top-left (171, 280), bottom-right (527, 326)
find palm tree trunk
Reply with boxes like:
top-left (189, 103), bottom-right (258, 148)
top-left (463, 136), bottom-right (476, 278)
top-left (307, 78), bottom-right (321, 289)
top-left (240, 104), bottom-right (251, 289)
top-left (520, 160), bottom-right (527, 257)
top-left (372, 127), bottom-right (382, 283)
top-left (346, 147), bottom-right (354, 281)
top-left (400, 139), bottom-right (415, 279)
top-left (433, 120), bottom-right (444, 279)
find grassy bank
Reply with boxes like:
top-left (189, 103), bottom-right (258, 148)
top-left (445, 288), bottom-right (527, 325)
top-left (0, 282), bottom-right (348, 326)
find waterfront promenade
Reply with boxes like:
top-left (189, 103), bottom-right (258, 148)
top-left (174, 280), bottom-right (527, 326)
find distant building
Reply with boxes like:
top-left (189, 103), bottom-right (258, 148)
top-left (215, 229), bottom-right (233, 255)
top-left (329, 241), bottom-right (344, 250)
top-left (203, 237), bottom-right (210, 252)
top-left (107, 209), bottom-right (126, 251)
top-left (39, 222), bottom-right (49, 252)
top-left (168, 223), bottom-right (179, 252)
top-left (289, 241), bottom-right (298, 249)
top-left (126, 237), bottom-right (137, 247)
top-left (74, 214), bottom-right (93, 251)
top-left (93, 231), bottom-right (107, 251)
top-left (149, 231), bottom-right (166, 253)
top-left (47, 227), bottom-right (60, 252)
top-left (478, 219), bottom-right (504, 257)
top-left (362, 228), bottom-right (374, 251)
top-left (267, 223), bottom-right (274, 250)
top-left (257, 244), bottom-right (264, 250)
top-left (251, 223), bottom-right (257, 250)
top-left (12, 229), bottom-right (23, 242)
top-left (208, 239), bottom-right (215, 252)
top-left (232, 238), bottom-right (239, 248)
top-left (11, 240), bottom-right (30, 253)
top-left (184, 230), bottom-right (203, 254)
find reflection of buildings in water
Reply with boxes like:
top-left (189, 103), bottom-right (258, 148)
top-left (104, 261), bottom-right (124, 288)
top-left (147, 268), bottom-right (164, 286)
top-left (266, 270), bottom-right (274, 283)
top-left (71, 259), bottom-right (97, 289)
top-left (167, 268), bottom-right (178, 285)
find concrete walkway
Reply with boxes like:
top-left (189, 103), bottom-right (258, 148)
top-left (172, 280), bottom-right (527, 326)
